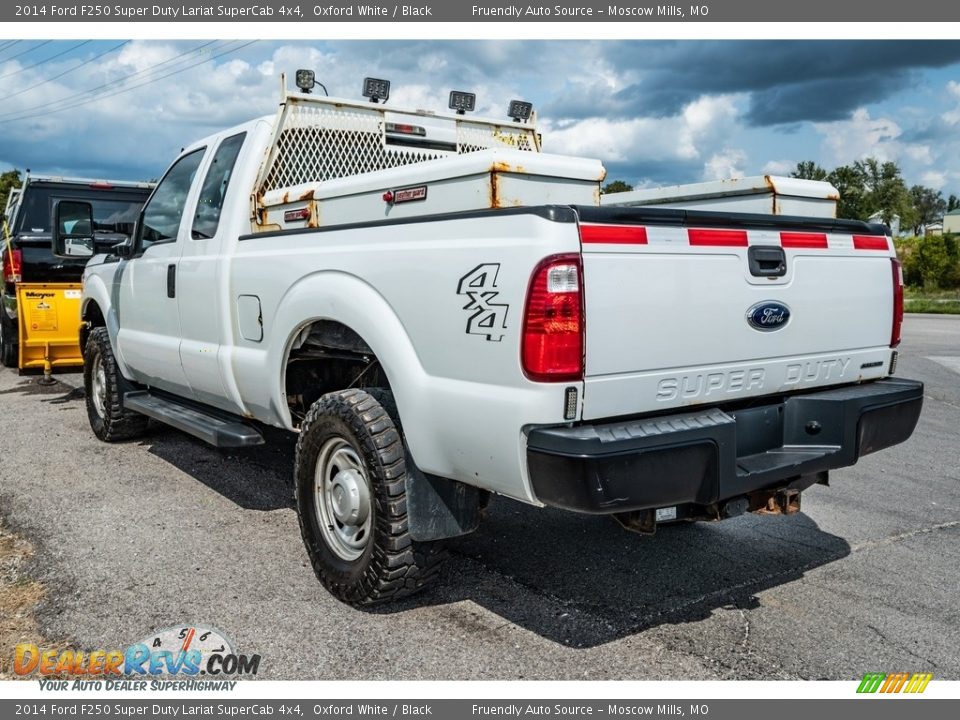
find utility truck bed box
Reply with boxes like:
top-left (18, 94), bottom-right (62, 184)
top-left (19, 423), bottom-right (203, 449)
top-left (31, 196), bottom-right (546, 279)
top-left (602, 175), bottom-right (839, 218)
top-left (259, 149), bottom-right (604, 230)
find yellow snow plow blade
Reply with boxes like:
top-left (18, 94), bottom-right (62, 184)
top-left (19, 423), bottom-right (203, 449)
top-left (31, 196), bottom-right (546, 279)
top-left (16, 283), bottom-right (84, 375)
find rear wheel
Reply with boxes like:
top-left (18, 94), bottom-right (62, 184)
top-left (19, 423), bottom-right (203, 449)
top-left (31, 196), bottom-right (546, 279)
top-left (83, 327), bottom-right (149, 442)
top-left (295, 389), bottom-right (447, 605)
top-left (0, 308), bottom-right (17, 368)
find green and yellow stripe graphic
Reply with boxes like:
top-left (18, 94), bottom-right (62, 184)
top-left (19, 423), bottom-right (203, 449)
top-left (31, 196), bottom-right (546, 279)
top-left (857, 672), bottom-right (933, 694)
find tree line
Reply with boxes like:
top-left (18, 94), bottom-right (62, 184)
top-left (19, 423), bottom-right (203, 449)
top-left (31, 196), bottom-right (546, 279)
top-left (0, 169), bottom-right (21, 219)
top-left (791, 159), bottom-right (959, 290)
top-left (790, 158), bottom-right (957, 235)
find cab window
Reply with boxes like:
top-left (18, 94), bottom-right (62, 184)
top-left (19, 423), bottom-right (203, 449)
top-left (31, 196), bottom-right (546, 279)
top-left (192, 133), bottom-right (245, 240)
top-left (139, 148), bottom-right (205, 250)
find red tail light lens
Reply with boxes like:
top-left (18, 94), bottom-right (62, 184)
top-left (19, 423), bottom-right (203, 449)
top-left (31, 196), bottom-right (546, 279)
top-left (891, 258), bottom-right (903, 348)
top-left (522, 254), bottom-right (583, 381)
top-left (2, 248), bottom-right (22, 284)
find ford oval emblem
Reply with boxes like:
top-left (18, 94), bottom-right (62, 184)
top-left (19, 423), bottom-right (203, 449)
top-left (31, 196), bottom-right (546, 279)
top-left (746, 301), bottom-right (791, 332)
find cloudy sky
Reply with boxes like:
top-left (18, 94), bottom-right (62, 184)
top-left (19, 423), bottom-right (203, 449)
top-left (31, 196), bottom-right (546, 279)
top-left (1, 39), bottom-right (959, 196)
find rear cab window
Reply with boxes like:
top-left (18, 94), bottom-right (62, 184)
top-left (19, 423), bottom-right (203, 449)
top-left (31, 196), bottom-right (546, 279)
top-left (192, 132), bottom-right (246, 240)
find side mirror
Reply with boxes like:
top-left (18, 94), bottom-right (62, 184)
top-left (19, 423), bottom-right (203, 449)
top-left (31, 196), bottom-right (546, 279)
top-left (51, 200), bottom-right (95, 259)
top-left (113, 236), bottom-right (135, 259)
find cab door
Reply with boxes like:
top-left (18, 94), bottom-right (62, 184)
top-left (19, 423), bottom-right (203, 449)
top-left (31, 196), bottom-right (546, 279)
top-left (116, 148), bottom-right (206, 394)
top-left (176, 132), bottom-right (246, 408)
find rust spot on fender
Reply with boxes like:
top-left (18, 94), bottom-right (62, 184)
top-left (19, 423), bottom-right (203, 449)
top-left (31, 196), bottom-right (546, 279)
top-left (299, 188), bottom-right (315, 201)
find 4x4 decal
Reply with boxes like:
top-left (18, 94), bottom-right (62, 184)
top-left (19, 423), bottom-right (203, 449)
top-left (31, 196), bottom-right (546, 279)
top-left (456, 264), bottom-right (509, 342)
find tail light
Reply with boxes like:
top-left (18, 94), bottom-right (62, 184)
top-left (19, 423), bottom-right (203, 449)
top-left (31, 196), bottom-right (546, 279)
top-left (891, 258), bottom-right (903, 348)
top-left (2, 248), bottom-right (22, 284)
top-left (522, 254), bottom-right (584, 381)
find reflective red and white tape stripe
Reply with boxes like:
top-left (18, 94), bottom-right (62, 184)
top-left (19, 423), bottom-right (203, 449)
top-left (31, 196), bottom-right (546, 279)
top-left (579, 224), bottom-right (891, 251)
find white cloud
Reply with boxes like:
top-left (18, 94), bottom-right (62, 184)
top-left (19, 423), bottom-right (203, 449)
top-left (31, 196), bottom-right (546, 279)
top-left (813, 106), bottom-right (960, 192)
top-left (903, 144), bottom-right (933, 164)
top-left (541, 93), bottom-right (744, 167)
top-left (943, 82), bottom-right (960, 125)
top-left (921, 170), bottom-right (947, 189)
top-left (815, 109), bottom-right (903, 166)
top-left (116, 42), bottom-right (182, 73)
top-left (702, 148), bottom-right (747, 181)
top-left (762, 159), bottom-right (795, 176)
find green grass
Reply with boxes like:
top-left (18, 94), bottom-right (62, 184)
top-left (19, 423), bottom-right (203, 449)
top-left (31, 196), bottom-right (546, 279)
top-left (904, 288), bottom-right (960, 314)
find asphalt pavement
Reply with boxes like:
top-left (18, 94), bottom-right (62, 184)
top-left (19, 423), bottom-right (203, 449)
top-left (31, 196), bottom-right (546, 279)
top-left (0, 315), bottom-right (957, 680)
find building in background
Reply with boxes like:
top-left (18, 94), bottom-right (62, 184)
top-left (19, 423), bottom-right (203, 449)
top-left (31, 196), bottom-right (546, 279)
top-left (943, 209), bottom-right (960, 235)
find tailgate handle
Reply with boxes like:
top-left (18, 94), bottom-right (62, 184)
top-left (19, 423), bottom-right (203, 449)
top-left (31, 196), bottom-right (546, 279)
top-left (748, 246), bottom-right (786, 277)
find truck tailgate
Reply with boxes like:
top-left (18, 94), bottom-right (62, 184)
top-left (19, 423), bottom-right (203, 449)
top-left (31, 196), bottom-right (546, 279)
top-left (575, 207), bottom-right (898, 421)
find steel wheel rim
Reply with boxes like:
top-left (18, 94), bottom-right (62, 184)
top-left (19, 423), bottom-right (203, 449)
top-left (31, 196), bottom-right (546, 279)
top-left (314, 437), bottom-right (372, 561)
top-left (91, 353), bottom-right (107, 418)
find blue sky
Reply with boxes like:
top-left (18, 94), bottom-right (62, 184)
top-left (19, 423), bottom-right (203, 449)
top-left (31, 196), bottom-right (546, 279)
top-left (1, 40), bottom-right (959, 197)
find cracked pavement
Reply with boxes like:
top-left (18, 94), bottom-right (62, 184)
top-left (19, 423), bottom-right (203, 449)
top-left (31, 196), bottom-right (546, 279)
top-left (0, 315), bottom-right (957, 680)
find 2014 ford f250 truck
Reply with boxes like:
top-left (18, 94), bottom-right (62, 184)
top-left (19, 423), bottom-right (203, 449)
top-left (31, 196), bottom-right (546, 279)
top-left (56, 77), bottom-right (923, 605)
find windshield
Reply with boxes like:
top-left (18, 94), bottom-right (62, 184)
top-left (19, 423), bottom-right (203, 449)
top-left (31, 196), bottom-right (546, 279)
top-left (15, 186), bottom-right (147, 235)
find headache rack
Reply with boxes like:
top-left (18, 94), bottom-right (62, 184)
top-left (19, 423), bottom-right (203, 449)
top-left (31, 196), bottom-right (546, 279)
top-left (251, 89), bottom-right (551, 230)
top-left (256, 91), bottom-right (540, 193)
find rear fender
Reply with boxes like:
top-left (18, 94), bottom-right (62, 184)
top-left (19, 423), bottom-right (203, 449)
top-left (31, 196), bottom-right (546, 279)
top-left (267, 271), bottom-right (432, 460)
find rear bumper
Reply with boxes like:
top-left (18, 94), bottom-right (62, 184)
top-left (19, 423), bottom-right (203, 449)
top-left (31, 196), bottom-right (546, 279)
top-left (527, 378), bottom-right (923, 514)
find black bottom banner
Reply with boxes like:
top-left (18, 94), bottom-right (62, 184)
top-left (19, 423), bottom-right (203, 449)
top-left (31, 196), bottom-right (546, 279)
top-left (1, 699), bottom-right (957, 720)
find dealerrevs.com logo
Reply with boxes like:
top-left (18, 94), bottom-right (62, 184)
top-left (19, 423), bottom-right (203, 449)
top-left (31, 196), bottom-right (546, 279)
top-left (14, 625), bottom-right (260, 688)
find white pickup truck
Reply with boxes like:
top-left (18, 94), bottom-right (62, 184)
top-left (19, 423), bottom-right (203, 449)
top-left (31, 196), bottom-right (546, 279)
top-left (54, 77), bottom-right (923, 605)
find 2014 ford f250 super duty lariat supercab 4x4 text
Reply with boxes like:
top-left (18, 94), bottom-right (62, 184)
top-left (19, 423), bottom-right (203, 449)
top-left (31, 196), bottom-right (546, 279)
top-left (56, 77), bottom-right (923, 606)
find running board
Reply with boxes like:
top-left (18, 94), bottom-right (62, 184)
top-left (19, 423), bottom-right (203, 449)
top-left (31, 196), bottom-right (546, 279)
top-left (124, 391), bottom-right (264, 447)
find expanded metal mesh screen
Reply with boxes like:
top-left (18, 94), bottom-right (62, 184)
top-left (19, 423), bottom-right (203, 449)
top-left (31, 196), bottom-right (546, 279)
top-left (456, 122), bottom-right (537, 154)
top-left (257, 98), bottom-right (538, 195)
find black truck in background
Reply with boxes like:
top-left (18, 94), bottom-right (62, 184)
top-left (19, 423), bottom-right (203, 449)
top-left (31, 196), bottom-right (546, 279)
top-left (1, 176), bottom-right (153, 366)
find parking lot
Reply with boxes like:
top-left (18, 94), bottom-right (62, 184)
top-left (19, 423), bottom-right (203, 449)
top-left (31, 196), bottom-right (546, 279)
top-left (0, 314), bottom-right (957, 680)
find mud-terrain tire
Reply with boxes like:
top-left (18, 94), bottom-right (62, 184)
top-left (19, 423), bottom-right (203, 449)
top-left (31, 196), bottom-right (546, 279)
top-left (84, 327), bottom-right (149, 442)
top-left (295, 389), bottom-right (447, 605)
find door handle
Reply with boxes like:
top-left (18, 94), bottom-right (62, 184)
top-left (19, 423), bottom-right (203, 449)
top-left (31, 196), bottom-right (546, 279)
top-left (167, 264), bottom-right (176, 298)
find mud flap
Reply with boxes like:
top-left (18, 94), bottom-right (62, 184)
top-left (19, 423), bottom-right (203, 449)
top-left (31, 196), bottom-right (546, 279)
top-left (406, 461), bottom-right (481, 542)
